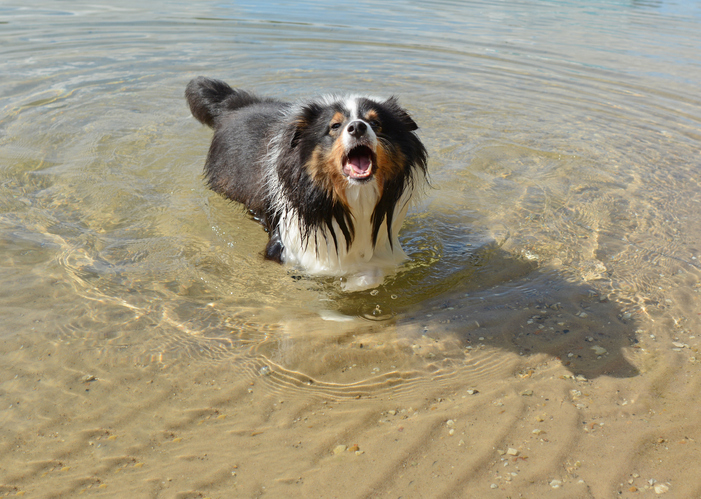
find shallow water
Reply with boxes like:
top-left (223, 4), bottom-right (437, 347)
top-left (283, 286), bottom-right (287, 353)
top-left (2, 1), bottom-right (701, 497)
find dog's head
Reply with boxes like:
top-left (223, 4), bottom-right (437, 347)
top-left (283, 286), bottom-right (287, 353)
top-left (280, 95), bottom-right (427, 204)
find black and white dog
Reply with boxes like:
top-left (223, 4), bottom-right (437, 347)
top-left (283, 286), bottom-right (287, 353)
top-left (186, 77), bottom-right (428, 290)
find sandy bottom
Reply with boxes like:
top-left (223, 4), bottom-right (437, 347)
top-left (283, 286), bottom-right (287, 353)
top-left (2, 268), bottom-right (701, 499)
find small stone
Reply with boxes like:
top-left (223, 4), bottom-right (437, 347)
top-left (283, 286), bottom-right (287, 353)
top-left (355, 450), bottom-right (364, 455)
top-left (521, 390), bottom-right (533, 396)
top-left (82, 375), bottom-right (96, 383)
top-left (577, 312), bottom-right (588, 318)
top-left (490, 484), bottom-right (498, 489)
top-left (446, 420), bottom-right (456, 428)
top-left (388, 410), bottom-right (396, 416)
top-left (672, 342), bottom-right (686, 349)
top-left (550, 479), bottom-right (562, 488)
top-left (497, 449), bottom-right (506, 456)
top-left (654, 483), bottom-right (669, 494)
top-left (333, 445), bottom-right (347, 455)
top-left (448, 429), bottom-right (455, 436)
top-left (532, 429), bottom-right (545, 435)
top-left (258, 366), bottom-right (271, 376)
top-left (591, 345), bottom-right (607, 355)
top-left (466, 389), bottom-right (478, 395)
top-left (506, 448), bottom-right (519, 456)
top-left (349, 444), bottom-right (359, 452)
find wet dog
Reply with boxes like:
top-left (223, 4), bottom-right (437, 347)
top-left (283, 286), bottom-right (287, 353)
top-left (186, 77), bottom-right (427, 290)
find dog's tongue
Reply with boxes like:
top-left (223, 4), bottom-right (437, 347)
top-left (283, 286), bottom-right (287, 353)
top-left (348, 147), bottom-right (372, 178)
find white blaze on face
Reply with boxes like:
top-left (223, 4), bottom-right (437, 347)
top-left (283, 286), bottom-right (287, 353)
top-left (340, 97), bottom-right (378, 180)
top-left (341, 97), bottom-right (377, 151)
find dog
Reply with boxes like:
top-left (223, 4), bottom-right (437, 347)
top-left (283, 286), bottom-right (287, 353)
top-left (185, 77), bottom-right (428, 290)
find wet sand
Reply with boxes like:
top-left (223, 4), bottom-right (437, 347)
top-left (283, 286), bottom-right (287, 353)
top-left (2, 266), bottom-right (700, 498)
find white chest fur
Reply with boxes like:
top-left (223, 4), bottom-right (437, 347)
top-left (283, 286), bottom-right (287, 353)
top-left (278, 179), bottom-right (412, 290)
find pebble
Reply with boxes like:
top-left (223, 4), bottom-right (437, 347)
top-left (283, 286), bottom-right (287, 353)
top-left (466, 389), bottom-right (478, 395)
top-left (349, 444), bottom-right (359, 452)
top-left (550, 479), bottom-right (562, 488)
top-left (521, 390), bottom-right (533, 396)
top-left (506, 448), bottom-right (519, 456)
top-left (532, 429), bottom-right (545, 435)
top-left (654, 483), bottom-right (669, 494)
top-left (388, 410), bottom-right (397, 416)
top-left (490, 484), bottom-right (498, 489)
top-left (446, 420), bottom-right (456, 428)
top-left (258, 366), bottom-right (271, 376)
top-left (82, 375), bottom-right (96, 383)
top-left (333, 445), bottom-right (347, 455)
top-left (591, 345), bottom-right (607, 355)
top-left (672, 342), bottom-right (687, 349)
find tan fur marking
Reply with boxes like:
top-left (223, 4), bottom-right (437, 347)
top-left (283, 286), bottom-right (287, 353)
top-left (330, 112), bottom-right (345, 131)
top-left (328, 138), bottom-right (349, 206)
top-left (365, 110), bottom-right (379, 122)
top-left (304, 141), bottom-right (349, 207)
top-left (374, 141), bottom-right (406, 198)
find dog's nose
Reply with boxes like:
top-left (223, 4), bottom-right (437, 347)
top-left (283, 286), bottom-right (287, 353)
top-left (347, 120), bottom-right (367, 138)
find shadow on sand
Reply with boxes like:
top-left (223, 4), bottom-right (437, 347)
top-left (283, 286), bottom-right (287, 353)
top-left (332, 237), bottom-right (640, 380)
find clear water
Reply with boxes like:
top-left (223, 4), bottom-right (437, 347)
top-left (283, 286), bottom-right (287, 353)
top-left (2, 1), bottom-right (701, 490)
top-left (3, 0), bottom-right (701, 363)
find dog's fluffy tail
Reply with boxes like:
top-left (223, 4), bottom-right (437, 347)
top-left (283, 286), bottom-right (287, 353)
top-left (185, 76), bottom-right (262, 128)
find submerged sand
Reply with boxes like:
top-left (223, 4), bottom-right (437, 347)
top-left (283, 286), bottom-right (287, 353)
top-left (2, 268), bottom-right (700, 499)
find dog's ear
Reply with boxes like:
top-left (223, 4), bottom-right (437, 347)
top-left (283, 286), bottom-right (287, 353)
top-left (383, 96), bottom-right (418, 131)
top-left (289, 102), bottom-right (322, 148)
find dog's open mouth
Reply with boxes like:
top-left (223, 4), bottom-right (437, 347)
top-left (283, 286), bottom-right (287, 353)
top-left (342, 145), bottom-right (376, 181)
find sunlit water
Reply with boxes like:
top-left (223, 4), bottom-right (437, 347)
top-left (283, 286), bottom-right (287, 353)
top-left (2, 1), bottom-right (701, 493)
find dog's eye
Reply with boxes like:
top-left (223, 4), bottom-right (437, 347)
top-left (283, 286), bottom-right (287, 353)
top-left (330, 122), bottom-right (342, 131)
top-left (369, 120), bottom-right (381, 129)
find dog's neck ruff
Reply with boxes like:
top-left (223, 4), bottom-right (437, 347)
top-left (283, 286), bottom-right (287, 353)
top-left (277, 178), bottom-right (412, 275)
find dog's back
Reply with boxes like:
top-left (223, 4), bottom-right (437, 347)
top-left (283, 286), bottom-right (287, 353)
top-left (185, 77), bottom-right (285, 218)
